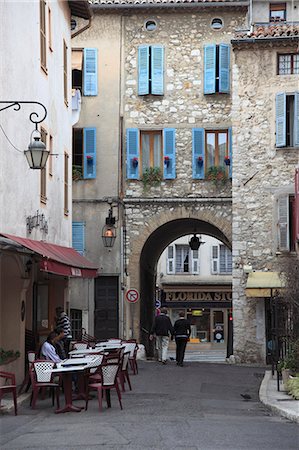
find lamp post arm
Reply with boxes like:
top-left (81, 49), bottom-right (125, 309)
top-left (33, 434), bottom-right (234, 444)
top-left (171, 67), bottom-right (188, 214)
top-left (0, 101), bottom-right (47, 126)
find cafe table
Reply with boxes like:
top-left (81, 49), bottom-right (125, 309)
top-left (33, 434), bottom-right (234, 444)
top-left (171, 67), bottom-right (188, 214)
top-left (45, 356), bottom-right (102, 414)
top-left (69, 348), bottom-right (105, 357)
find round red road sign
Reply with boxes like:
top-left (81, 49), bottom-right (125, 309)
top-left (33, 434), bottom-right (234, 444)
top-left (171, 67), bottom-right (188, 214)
top-left (126, 288), bottom-right (139, 303)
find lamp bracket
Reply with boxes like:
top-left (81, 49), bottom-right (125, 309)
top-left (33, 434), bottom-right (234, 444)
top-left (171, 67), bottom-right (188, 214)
top-left (0, 101), bottom-right (47, 129)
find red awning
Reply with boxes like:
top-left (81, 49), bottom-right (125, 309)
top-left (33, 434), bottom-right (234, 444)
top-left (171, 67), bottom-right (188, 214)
top-left (1, 233), bottom-right (98, 278)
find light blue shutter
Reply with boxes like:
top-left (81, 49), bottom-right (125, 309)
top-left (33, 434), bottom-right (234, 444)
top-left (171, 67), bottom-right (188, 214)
top-left (219, 44), bottom-right (230, 94)
top-left (228, 127), bottom-right (232, 178)
top-left (167, 245), bottom-right (175, 274)
top-left (276, 92), bottom-right (286, 147)
top-left (204, 44), bottom-right (216, 94)
top-left (192, 128), bottom-right (205, 179)
top-left (138, 45), bottom-right (150, 95)
top-left (83, 128), bottom-right (96, 179)
top-left (278, 196), bottom-right (289, 251)
top-left (151, 45), bottom-right (164, 95)
top-left (83, 48), bottom-right (98, 96)
top-left (163, 128), bottom-right (176, 179)
top-left (211, 245), bottom-right (219, 274)
top-left (294, 92), bottom-right (299, 147)
top-left (126, 128), bottom-right (139, 179)
top-left (72, 222), bottom-right (85, 255)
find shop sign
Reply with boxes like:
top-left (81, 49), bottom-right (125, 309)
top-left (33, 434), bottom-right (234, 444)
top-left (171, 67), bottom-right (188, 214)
top-left (192, 310), bottom-right (203, 316)
top-left (165, 291), bottom-right (232, 302)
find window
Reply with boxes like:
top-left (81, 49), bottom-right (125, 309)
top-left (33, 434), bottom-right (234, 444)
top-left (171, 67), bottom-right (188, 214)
top-left (48, 135), bottom-right (53, 176)
top-left (40, 0), bottom-right (47, 71)
top-left (192, 128), bottom-right (232, 179)
top-left (144, 20), bottom-right (157, 31)
top-left (72, 222), bottom-right (85, 255)
top-left (270, 3), bottom-right (286, 22)
top-left (277, 195), bottom-right (296, 251)
top-left (72, 49), bottom-right (83, 91)
top-left (126, 128), bottom-right (175, 179)
top-left (70, 309), bottom-right (82, 340)
top-left (48, 7), bottom-right (52, 51)
top-left (64, 152), bottom-right (69, 215)
top-left (138, 45), bottom-right (164, 95)
top-left (278, 54), bottom-right (299, 75)
top-left (63, 40), bottom-right (68, 105)
top-left (40, 127), bottom-right (47, 202)
top-left (204, 44), bottom-right (230, 94)
top-left (72, 127), bottom-right (97, 179)
top-left (211, 18), bottom-right (223, 30)
top-left (211, 245), bottom-right (232, 274)
top-left (276, 92), bottom-right (299, 148)
top-left (167, 244), bottom-right (199, 274)
top-left (72, 48), bottom-right (97, 96)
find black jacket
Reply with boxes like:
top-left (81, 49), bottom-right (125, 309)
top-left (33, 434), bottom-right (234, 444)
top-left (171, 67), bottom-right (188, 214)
top-left (173, 318), bottom-right (191, 338)
top-left (151, 314), bottom-right (173, 337)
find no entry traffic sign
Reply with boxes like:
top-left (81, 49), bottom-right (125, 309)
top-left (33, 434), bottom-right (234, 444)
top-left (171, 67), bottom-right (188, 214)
top-left (126, 288), bottom-right (139, 303)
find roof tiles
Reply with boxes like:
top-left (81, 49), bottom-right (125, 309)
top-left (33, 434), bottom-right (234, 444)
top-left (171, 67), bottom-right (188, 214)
top-left (91, 0), bottom-right (247, 6)
top-left (235, 23), bottom-right (299, 40)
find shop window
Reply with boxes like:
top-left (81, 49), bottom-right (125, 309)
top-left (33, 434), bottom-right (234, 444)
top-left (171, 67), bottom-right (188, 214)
top-left (126, 128), bottom-right (176, 180)
top-left (277, 194), bottom-right (296, 252)
top-left (138, 45), bottom-right (164, 95)
top-left (270, 3), bottom-right (286, 22)
top-left (276, 92), bottom-right (299, 148)
top-left (204, 43), bottom-right (230, 94)
top-left (278, 54), bottom-right (299, 75)
top-left (211, 244), bottom-right (232, 274)
top-left (70, 309), bottom-right (82, 340)
top-left (167, 244), bottom-right (199, 274)
top-left (72, 127), bottom-right (97, 180)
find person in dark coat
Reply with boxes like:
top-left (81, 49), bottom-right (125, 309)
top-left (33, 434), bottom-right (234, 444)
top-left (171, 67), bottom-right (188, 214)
top-left (173, 311), bottom-right (191, 367)
top-left (150, 308), bottom-right (173, 364)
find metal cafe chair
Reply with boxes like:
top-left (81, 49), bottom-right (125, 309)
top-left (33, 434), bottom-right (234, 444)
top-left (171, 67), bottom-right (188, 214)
top-left (18, 350), bottom-right (36, 394)
top-left (0, 371), bottom-right (17, 415)
top-left (30, 360), bottom-right (60, 409)
top-left (73, 341), bottom-right (89, 350)
top-left (117, 351), bottom-right (132, 392)
top-left (85, 362), bottom-right (123, 411)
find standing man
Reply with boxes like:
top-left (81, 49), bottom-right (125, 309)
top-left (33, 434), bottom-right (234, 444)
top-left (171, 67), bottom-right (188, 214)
top-left (55, 306), bottom-right (72, 356)
top-left (150, 308), bottom-right (173, 364)
top-left (173, 311), bottom-right (191, 367)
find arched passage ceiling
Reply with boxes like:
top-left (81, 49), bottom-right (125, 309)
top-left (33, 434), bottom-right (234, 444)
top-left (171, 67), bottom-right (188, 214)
top-left (140, 218), bottom-right (231, 274)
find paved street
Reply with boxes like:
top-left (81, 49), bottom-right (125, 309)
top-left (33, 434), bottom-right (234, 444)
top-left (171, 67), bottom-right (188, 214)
top-left (1, 361), bottom-right (298, 450)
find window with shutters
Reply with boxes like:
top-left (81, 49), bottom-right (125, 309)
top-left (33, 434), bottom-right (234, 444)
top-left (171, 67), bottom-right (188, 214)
top-left (204, 44), bottom-right (230, 94)
top-left (72, 127), bottom-right (96, 180)
top-left (277, 195), bottom-right (296, 252)
top-left (40, 0), bottom-right (47, 72)
top-left (72, 49), bottom-right (83, 92)
top-left (48, 135), bottom-right (53, 176)
top-left (278, 54), bottom-right (299, 75)
top-left (138, 45), bottom-right (164, 95)
top-left (206, 130), bottom-right (229, 170)
top-left (40, 127), bottom-right (47, 203)
top-left (63, 40), bottom-right (68, 105)
top-left (276, 92), bottom-right (299, 148)
top-left (270, 3), bottom-right (286, 22)
top-left (48, 7), bottom-right (52, 52)
top-left (211, 244), bottom-right (232, 274)
top-left (166, 244), bottom-right (199, 274)
top-left (72, 222), bottom-right (85, 255)
top-left (64, 152), bottom-right (69, 215)
top-left (72, 48), bottom-right (98, 96)
top-left (141, 130), bottom-right (162, 173)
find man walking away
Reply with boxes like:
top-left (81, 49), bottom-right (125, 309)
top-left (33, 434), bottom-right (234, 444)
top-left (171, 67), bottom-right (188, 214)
top-left (150, 308), bottom-right (173, 364)
top-left (55, 306), bottom-right (72, 356)
top-left (173, 311), bottom-right (191, 367)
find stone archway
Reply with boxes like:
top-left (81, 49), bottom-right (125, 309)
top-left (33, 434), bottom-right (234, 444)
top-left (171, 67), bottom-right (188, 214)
top-left (124, 200), bottom-right (232, 349)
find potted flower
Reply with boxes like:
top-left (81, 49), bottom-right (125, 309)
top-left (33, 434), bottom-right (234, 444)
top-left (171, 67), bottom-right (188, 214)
top-left (206, 166), bottom-right (228, 187)
top-left (132, 157), bottom-right (138, 168)
top-left (141, 167), bottom-right (163, 190)
top-left (72, 165), bottom-right (83, 181)
top-left (224, 156), bottom-right (230, 166)
top-left (197, 156), bottom-right (203, 167)
top-left (86, 155), bottom-right (93, 161)
top-left (164, 156), bottom-right (170, 167)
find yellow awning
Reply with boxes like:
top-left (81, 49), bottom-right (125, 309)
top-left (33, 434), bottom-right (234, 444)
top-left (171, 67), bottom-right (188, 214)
top-left (246, 271), bottom-right (284, 298)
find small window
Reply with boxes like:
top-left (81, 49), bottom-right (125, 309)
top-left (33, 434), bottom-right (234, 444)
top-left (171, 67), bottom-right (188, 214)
top-left (204, 44), bottom-right (230, 94)
top-left (278, 54), bottom-right (299, 75)
top-left (141, 130), bottom-right (162, 174)
top-left (70, 309), bottom-right (82, 340)
top-left (276, 92), bottom-right (299, 148)
top-left (205, 130), bottom-right (229, 171)
top-left (270, 3), bottom-right (286, 22)
top-left (144, 20), bottom-right (157, 31)
top-left (72, 49), bottom-right (83, 91)
top-left (64, 152), bottom-right (69, 215)
top-left (48, 7), bottom-right (53, 51)
top-left (40, 0), bottom-right (47, 71)
top-left (211, 18), bottom-right (223, 30)
top-left (138, 45), bottom-right (164, 95)
top-left (72, 127), bottom-right (97, 180)
top-left (277, 195), bottom-right (296, 251)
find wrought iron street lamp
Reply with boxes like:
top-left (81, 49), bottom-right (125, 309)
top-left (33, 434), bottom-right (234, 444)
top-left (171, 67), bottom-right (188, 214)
top-left (102, 207), bottom-right (116, 248)
top-left (0, 101), bottom-right (49, 169)
top-left (189, 234), bottom-right (205, 251)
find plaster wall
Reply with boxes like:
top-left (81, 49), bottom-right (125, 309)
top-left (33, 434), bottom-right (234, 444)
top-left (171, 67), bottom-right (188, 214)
top-left (252, 1), bottom-right (299, 23)
top-left (0, 0), bottom-right (72, 246)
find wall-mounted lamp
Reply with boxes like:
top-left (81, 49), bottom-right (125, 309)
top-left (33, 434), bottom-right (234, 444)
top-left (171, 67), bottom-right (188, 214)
top-left (25, 259), bottom-right (33, 274)
top-left (102, 207), bottom-right (116, 248)
top-left (0, 101), bottom-right (49, 169)
top-left (189, 234), bottom-right (205, 251)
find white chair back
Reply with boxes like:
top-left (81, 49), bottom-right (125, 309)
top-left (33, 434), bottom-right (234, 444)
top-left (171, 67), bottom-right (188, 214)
top-left (28, 351), bottom-right (36, 367)
top-left (101, 364), bottom-right (119, 386)
top-left (122, 352), bottom-right (130, 371)
top-left (107, 339), bottom-right (122, 344)
top-left (124, 342), bottom-right (136, 357)
top-left (73, 342), bottom-right (88, 350)
top-left (34, 361), bottom-right (54, 383)
top-left (87, 355), bottom-right (104, 369)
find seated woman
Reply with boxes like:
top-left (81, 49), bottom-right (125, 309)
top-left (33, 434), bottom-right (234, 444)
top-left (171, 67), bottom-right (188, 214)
top-left (41, 332), bottom-right (61, 363)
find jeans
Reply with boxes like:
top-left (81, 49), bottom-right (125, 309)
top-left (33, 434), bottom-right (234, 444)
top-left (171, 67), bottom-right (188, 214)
top-left (156, 336), bottom-right (169, 362)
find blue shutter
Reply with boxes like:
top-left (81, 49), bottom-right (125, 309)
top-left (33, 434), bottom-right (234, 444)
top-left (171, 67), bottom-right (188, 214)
top-left (151, 45), bottom-right (164, 95)
top-left (163, 129), bottom-right (176, 179)
top-left (72, 222), bottom-right (85, 255)
top-left (83, 128), bottom-right (96, 179)
top-left (294, 92), bottom-right (299, 147)
top-left (83, 48), bottom-right (98, 96)
top-left (204, 44), bottom-right (216, 94)
top-left (219, 44), bottom-right (230, 94)
top-left (126, 128), bottom-right (139, 179)
top-left (276, 92), bottom-right (286, 147)
top-left (138, 45), bottom-right (150, 95)
top-left (228, 127), bottom-right (232, 178)
top-left (192, 128), bottom-right (205, 179)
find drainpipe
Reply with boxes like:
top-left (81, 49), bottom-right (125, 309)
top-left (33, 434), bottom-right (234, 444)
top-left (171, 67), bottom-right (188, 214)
top-left (248, 0), bottom-right (253, 33)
